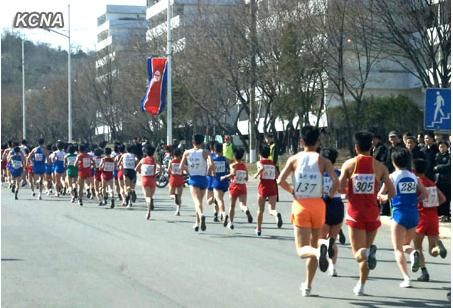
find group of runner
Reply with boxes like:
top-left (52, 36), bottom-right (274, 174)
top-left (1, 126), bottom-right (449, 297)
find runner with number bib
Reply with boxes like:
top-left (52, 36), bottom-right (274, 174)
top-left (8, 146), bottom-right (25, 200)
top-left (136, 144), bottom-right (157, 220)
top-left (27, 138), bottom-right (48, 200)
top-left (378, 148), bottom-right (427, 288)
top-left (278, 126), bottom-right (339, 297)
top-left (339, 131), bottom-right (394, 296)
top-left (99, 147), bottom-right (115, 208)
top-left (253, 146), bottom-right (279, 236)
top-left (93, 148), bottom-right (104, 206)
top-left (168, 148), bottom-right (185, 216)
top-left (74, 144), bottom-right (94, 206)
top-left (65, 145), bottom-right (78, 203)
top-left (211, 143), bottom-right (230, 223)
top-left (52, 142), bottom-right (66, 197)
top-left (412, 159), bottom-right (448, 282)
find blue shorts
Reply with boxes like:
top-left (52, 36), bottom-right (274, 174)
top-left (32, 165), bottom-right (46, 175)
top-left (189, 175), bottom-right (208, 190)
top-left (54, 165), bottom-right (66, 174)
top-left (323, 196), bottom-right (344, 226)
top-left (392, 207), bottom-right (419, 229)
top-left (45, 165), bottom-right (53, 175)
top-left (212, 178), bottom-right (229, 192)
top-left (11, 168), bottom-right (23, 178)
top-left (207, 176), bottom-right (214, 191)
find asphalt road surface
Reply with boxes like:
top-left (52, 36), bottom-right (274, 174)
top-left (2, 182), bottom-right (451, 307)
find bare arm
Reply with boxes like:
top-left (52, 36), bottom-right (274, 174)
top-left (253, 162), bottom-right (263, 179)
top-left (323, 158), bottom-right (340, 199)
top-left (338, 159), bottom-right (353, 194)
top-left (277, 156), bottom-right (295, 195)
top-left (416, 178), bottom-right (428, 202)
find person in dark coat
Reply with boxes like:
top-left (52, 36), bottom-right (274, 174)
top-left (405, 136), bottom-right (426, 167)
top-left (421, 132), bottom-right (439, 181)
top-left (385, 131), bottom-right (404, 173)
top-left (372, 134), bottom-right (387, 163)
top-left (434, 141), bottom-right (451, 220)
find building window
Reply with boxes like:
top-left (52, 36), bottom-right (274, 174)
top-left (97, 14), bottom-right (106, 26)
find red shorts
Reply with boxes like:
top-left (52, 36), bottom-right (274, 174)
top-left (94, 172), bottom-right (102, 182)
top-left (117, 170), bottom-right (123, 180)
top-left (28, 165), bottom-right (33, 174)
top-left (1, 160), bottom-right (6, 170)
top-left (78, 169), bottom-right (93, 180)
top-left (169, 175), bottom-right (185, 188)
top-left (229, 183), bottom-right (246, 198)
top-left (416, 211), bottom-right (439, 236)
top-left (346, 219), bottom-right (381, 232)
top-left (142, 176), bottom-right (156, 188)
top-left (101, 173), bottom-right (113, 182)
top-left (258, 181), bottom-right (277, 197)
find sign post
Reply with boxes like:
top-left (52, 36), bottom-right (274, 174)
top-left (424, 88), bottom-right (451, 131)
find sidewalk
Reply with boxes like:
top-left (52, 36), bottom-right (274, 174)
top-left (381, 216), bottom-right (451, 239)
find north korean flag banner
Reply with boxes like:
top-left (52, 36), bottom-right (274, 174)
top-left (141, 57), bottom-right (168, 116)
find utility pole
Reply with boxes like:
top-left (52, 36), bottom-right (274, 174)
top-left (166, 0), bottom-right (173, 145)
top-left (22, 38), bottom-right (26, 140)
top-left (249, 0), bottom-right (257, 163)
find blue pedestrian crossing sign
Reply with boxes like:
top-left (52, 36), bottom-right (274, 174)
top-left (424, 88), bottom-right (451, 131)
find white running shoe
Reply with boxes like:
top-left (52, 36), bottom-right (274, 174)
top-left (299, 283), bottom-right (311, 297)
top-left (353, 282), bottom-right (364, 296)
top-left (399, 279), bottom-right (411, 288)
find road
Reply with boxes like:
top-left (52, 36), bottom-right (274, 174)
top-left (2, 182), bottom-right (451, 308)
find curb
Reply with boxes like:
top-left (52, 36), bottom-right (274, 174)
top-left (380, 216), bottom-right (451, 239)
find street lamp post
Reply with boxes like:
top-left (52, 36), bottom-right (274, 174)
top-left (41, 4), bottom-right (72, 142)
top-left (166, 0), bottom-right (173, 145)
top-left (22, 38), bottom-right (26, 140)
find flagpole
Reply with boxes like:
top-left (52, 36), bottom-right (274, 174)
top-left (166, 0), bottom-right (172, 145)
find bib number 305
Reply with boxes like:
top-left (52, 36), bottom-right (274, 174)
top-left (352, 174), bottom-right (375, 194)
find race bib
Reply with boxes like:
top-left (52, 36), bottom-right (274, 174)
top-left (294, 172), bottom-right (322, 198)
top-left (262, 165), bottom-right (276, 180)
top-left (35, 153), bottom-right (44, 161)
top-left (398, 181), bottom-right (417, 194)
top-left (103, 162), bottom-right (114, 172)
top-left (234, 170), bottom-right (247, 184)
top-left (94, 158), bottom-right (102, 168)
top-left (67, 156), bottom-right (76, 166)
top-left (142, 164), bottom-right (155, 176)
top-left (82, 158), bottom-right (91, 168)
top-left (58, 153), bottom-right (65, 161)
top-left (188, 156), bottom-right (205, 175)
top-left (214, 161), bottom-right (226, 173)
top-left (423, 187), bottom-right (439, 208)
top-left (352, 174), bottom-right (375, 194)
top-left (323, 175), bottom-right (332, 195)
top-left (11, 160), bottom-right (22, 169)
top-left (171, 163), bottom-right (181, 175)
top-left (124, 157), bottom-right (135, 169)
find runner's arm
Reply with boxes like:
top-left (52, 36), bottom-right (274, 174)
top-left (277, 156), bottom-right (294, 195)
top-left (338, 159), bottom-right (352, 194)
top-left (323, 158), bottom-right (340, 199)
top-left (416, 178), bottom-right (428, 202)
top-left (253, 162), bottom-right (263, 179)
top-left (437, 188), bottom-right (447, 205)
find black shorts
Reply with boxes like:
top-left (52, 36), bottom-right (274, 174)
top-left (323, 197), bottom-right (344, 226)
top-left (124, 169), bottom-right (136, 181)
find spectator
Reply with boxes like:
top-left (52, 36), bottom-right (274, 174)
top-left (223, 135), bottom-right (234, 162)
top-left (405, 136), bottom-right (426, 165)
top-left (177, 139), bottom-right (186, 152)
top-left (417, 133), bottom-right (425, 149)
top-left (385, 131), bottom-right (404, 173)
top-left (265, 134), bottom-right (278, 166)
top-left (434, 141), bottom-right (451, 221)
top-left (372, 134), bottom-right (387, 163)
top-left (421, 132), bottom-right (439, 180)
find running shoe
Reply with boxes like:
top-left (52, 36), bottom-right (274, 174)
top-left (246, 210), bottom-right (253, 223)
top-left (131, 190), bottom-right (137, 203)
top-left (110, 198), bottom-right (115, 209)
top-left (146, 211), bottom-right (151, 220)
top-left (14, 191), bottom-right (18, 200)
top-left (353, 282), bottom-right (364, 296)
top-left (437, 240), bottom-right (447, 258)
top-left (86, 189), bottom-right (91, 199)
top-left (417, 271), bottom-right (430, 282)
top-left (62, 187), bottom-right (67, 195)
top-left (339, 229), bottom-right (346, 245)
top-left (175, 210), bottom-right (180, 216)
top-left (256, 228), bottom-right (261, 236)
top-left (11, 184), bottom-right (15, 193)
top-left (299, 283), bottom-right (311, 297)
top-left (276, 213), bottom-right (283, 228)
top-left (223, 215), bottom-right (229, 227)
top-left (71, 196), bottom-right (76, 203)
top-left (328, 237), bottom-right (335, 259)
top-left (399, 279), bottom-right (411, 288)
top-left (126, 201), bottom-right (132, 209)
top-left (329, 266), bottom-right (338, 277)
top-left (200, 215), bottom-right (207, 231)
top-left (78, 199), bottom-right (83, 206)
top-left (318, 244), bottom-right (329, 272)
top-left (213, 212), bottom-right (219, 222)
top-left (410, 251), bottom-right (420, 272)
top-left (367, 245), bottom-right (377, 270)
top-left (38, 193), bottom-right (42, 200)
top-left (98, 200), bottom-right (104, 206)
top-left (193, 224), bottom-right (199, 232)
top-left (227, 222), bottom-right (234, 230)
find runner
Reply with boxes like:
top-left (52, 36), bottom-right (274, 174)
top-left (168, 148), bottom-right (185, 216)
top-left (278, 125), bottom-right (339, 297)
top-left (180, 134), bottom-right (213, 232)
top-left (412, 159), bottom-right (448, 282)
top-left (65, 145), bottom-right (79, 203)
top-left (27, 138), bottom-right (48, 200)
top-left (378, 148), bottom-right (427, 288)
top-left (114, 144), bottom-right (127, 206)
top-left (136, 144), bottom-right (157, 220)
top-left (319, 148), bottom-right (344, 277)
top-left (339, 131), bottom-right (395, 295)
top-left (44, 144), bottom-right (54, 195)
top-left (99, 147), bottom-right (115, 208)
top-left (1, 144), bottom-right (8, 184)
top-left (118, 144), bottom-right (138, 208)
top-left (211, 142), bottom-right (230, 224)
top-left (221, 148), bottom-right (252, 230)
top-left (52, 141), bottom-right (66, 197)
top-left (8, 146), bottom-right (25, 200)
top-left (253, 146), bottom-right (279, 236)
top-left (206, 141), bottom-right (217, 218)
top-left (74, 144), bottom-right (94, 206)
top-left (223, 135), bottom-right (234, 163)
top-left (93, 148), bottom-right (104, 206)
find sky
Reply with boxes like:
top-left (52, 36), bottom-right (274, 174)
top-left (1, 0), bottom-right (147, 52)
